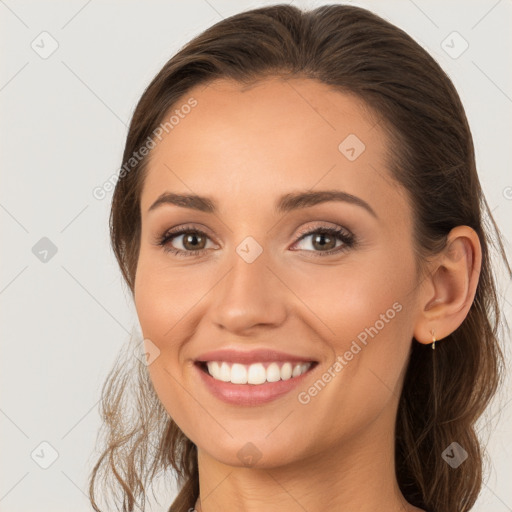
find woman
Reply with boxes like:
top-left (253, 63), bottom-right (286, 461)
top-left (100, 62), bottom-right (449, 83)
top-left (88, 4), bottom-right (511, 512)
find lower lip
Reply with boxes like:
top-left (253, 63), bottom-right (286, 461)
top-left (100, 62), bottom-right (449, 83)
top-left (194, 363), bottom-right (316, 406)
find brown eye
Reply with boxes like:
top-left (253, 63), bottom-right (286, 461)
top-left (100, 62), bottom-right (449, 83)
top-left (310, 232), bottom-right (337, 251)
top-left (157, 227), bottom-right (215, 257)
top-left (180, 232), bottom-right (207, 251)
top-left (293, 226), bottom-right (355, 256)
top-left (156, 224), bottom-right (356, 259)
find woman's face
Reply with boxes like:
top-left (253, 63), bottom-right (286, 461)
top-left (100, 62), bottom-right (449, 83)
top-left (134, 77), bottom-right (424, 468)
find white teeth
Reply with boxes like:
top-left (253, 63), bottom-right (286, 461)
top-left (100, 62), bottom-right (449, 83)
top-left (205, 360), bottom-right (312, 385)
top-left (292, 364), bottom-right (302, 377)
top-left (247, 363), bottom-right (267, 385)
top-left (230, 363), bottom-right (247, 384)
top-left (208, 361), bottom-right (220, 377)
top-left (281, 362), bottom-right (292, 380)
top-left (266, 362), bottom-right (281, 382)
top-left (219, 362), bottom-right (231, 382)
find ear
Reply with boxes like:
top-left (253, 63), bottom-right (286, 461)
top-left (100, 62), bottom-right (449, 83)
top-left (413, 226), bottom-right (482, 345)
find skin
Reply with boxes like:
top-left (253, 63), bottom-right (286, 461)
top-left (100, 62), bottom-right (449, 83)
top-left (133, 77), bottom-right (482, 512)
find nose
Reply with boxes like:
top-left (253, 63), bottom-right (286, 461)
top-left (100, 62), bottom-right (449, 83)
top-left (207, 246), bottom-right (288, 335)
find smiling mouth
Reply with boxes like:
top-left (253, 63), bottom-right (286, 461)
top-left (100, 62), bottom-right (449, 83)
top-left (195, 360), bottom-right (318, 385)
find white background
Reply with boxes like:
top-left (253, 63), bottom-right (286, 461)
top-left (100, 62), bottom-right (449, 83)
top-left (1, 1), bottom-right (511, 510)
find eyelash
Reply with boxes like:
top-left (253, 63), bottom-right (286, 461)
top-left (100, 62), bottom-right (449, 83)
top-left (155, 224), bottom-right (356, 258)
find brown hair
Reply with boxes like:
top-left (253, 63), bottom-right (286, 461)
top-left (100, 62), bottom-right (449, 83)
top-left (88, 4), bottom-right (511, 512)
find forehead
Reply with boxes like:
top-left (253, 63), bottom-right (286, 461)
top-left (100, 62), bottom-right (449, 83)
top-left (140, 77), bottom-right (408, 225)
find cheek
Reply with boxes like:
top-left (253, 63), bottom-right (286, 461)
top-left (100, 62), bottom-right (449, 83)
top-left (289, 252), bottom-right (414, 390)
top-left (134, 249), bottom-right (200, 342)
top-left (290, 264), bottom-right (413, 434)
top-left (134, 271), bottom-right (169, 343)
top-left (134, 253), bottom-right (201, 433)
top-left (291, 256), bottom-right (405, 339)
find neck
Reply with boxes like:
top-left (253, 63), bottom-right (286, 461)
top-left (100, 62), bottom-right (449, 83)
top-left (193, 407), bottom-right (418, 512)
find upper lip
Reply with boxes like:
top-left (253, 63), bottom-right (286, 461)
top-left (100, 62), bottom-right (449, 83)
top-left (195, 349), bottom-right (318, 365)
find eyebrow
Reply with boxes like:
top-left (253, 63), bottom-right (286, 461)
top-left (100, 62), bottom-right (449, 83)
top-left (147, 189), bottom-right (378, 218)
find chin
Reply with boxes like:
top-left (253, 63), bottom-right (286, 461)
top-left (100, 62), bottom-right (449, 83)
top-left (198, 437), bottom-right (303, 470)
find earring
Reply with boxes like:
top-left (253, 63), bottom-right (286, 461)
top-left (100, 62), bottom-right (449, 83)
top-left (431, 329), bottom-right (436, 350)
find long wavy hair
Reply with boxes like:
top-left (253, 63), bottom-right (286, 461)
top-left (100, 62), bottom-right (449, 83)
top-left (88, 4), bottom-right (511, 512)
